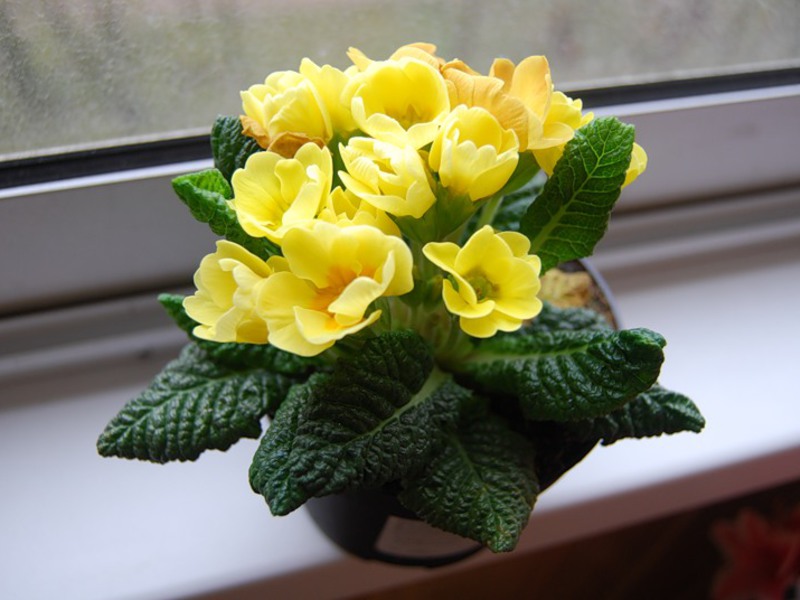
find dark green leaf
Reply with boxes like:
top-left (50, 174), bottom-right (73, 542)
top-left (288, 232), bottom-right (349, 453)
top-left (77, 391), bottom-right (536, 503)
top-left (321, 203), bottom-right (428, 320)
top-left (211, 115), bottom-right (262, 182)
top-left (491, 174), bottom-right (545, 233)
top-left (158, 293), bottom-right (320, 375)
top-left (520, 117), bottom-right (635, 272)
top-left (460, 328), bottom-right (665, 421)
top-left (399, 410), bottom-right (538, 553)
top-left (97, 344), bottom-right (290, 463)
top-left (566, 384), bottom-right (706, 445)
top-left (249, 330), bottom-right (470, 515)
top-left (248, 381), bottom-right (312, 514)
top-left (522, 301), bottom-right (612, 334)
top-left (172, 168), bottom-right (278, 259)
top-left (158, 293), bottom-right (198, 336)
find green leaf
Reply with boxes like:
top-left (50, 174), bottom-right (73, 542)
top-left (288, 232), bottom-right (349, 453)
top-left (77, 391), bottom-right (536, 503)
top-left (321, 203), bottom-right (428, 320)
top-left (211, 115), bottom-right (262, 182)
top-left (491, 174), bottom-right (545, 233)
top-left (97, 344), bottom-right (290, 463)
top-left (460, 328), bottom-right (665, 421)
top-left (523, 301), bottom-right (613, 334)
top-left (158, 293), bottom-right (320, 376)
top-left (172, 168), bottom-right (278, 259)
top-left (247, 382), bottom-right (311, 514)
top-left (399, 410), bottom-right (538, 553)
top-left (249, 330), bottom-right (470, 515)
top-left (158, 292), bottom-right (199, 335)
top-left (566, 384), bottom-right (706, 445)
top-left (520, 117), bottom-right (635, 272)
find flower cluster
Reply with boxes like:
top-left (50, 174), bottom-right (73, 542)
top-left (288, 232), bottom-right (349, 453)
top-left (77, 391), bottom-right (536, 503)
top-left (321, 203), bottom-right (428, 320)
top-left (98, 43), bottom-right (708, 558)
top-left (184, 43), bottom-right (647, 358)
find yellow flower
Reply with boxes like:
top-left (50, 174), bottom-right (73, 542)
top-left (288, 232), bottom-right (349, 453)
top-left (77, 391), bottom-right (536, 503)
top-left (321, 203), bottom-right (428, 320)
top-left (488, 56), bottom-right (554, 150)
top-left (423, 225), bottom-right (542, 338)
top-left (429, 105), bottom-right (519, 201)
top-left (183, 240), bottom-right (277, 344)
top-left (531, 92), bottom-right (593, 174)
top-left (317, 186), bottom-right (402, 237)
top-left (256, 221), bottom-right (414, 356)
top-left (339, 137), bottom-right (436, 218)
top-left (229, 142), bottom-right (332, 244)
top-left (345, 52), bottom-right (450, 148)
top-left (240, 68), bottom-right (332, 151)
top-left (537, 90), bottom-right (591, 150)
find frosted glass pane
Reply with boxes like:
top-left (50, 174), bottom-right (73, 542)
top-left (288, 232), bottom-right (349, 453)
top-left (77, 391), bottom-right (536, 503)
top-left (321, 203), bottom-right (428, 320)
top-left (1, 0), bottom-right (798, 158)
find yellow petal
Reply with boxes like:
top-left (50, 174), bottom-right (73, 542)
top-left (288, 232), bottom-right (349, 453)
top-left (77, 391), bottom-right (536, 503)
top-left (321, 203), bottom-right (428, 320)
top-left (497, 231), bottom-right (532, 258)
top-left (507, 56), bottom-right (552, 121)
top-left (390, 43), bottom-right (443, 69)
top-left (443, 279), bottom-right (493, 318)
top-left (422, 240), bottom-right (460, 272)
top-left (295, 306), bottom-right (381, 345)
top-left (329, 266), bottom-right (392, 318)
top-left (459, 314), bottom-right (500, 338)
top-left (454, 226), bottom-right (509, 274)
top-left (492, 260), bottom-right (543, 319)
top-left (623, 142), bottom-right (648, 188)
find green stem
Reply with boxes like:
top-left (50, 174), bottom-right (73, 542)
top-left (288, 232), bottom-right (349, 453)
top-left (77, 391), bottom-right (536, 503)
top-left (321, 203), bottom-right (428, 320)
top-left (475, 194), bottom-right (503, 230)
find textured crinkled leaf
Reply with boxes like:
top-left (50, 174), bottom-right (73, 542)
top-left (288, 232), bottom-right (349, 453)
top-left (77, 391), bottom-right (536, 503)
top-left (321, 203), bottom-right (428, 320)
top-left (249, 330), bottom-right (470, 516)
top-left (461, 328), bottom-right (665, 421)
top-left (248, 381), bottom-right (312, 514)
top-left (97, 344), bottom-right (290, 462)
top-left (399, 412), bottom-right (538, 552)
top-left (522, 302), bottom-right (612, 334)
top-left (158, 293), bottom-right (320, 375)
top-left (211, 115), bottom-right (263, 183)
top-left (566, 384), bottom-right (706, 445)
top-left (520, 117), bottom-right (635, 272)
top-left (172, 169), bottom-right (278, 259)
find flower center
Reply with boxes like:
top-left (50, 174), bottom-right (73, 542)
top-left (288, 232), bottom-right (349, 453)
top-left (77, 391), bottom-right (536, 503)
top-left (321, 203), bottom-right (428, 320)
top-left (467, 273), bottom-right (495, 302)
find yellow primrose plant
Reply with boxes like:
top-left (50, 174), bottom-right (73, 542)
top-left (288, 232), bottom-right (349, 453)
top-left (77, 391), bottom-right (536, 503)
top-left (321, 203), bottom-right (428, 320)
top-left (97, 43), bottom-right (704, 553)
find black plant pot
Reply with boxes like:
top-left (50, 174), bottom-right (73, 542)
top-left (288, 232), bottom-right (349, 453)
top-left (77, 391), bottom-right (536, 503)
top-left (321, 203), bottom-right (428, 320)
top-left (305, 487), bottom-right (483, 567)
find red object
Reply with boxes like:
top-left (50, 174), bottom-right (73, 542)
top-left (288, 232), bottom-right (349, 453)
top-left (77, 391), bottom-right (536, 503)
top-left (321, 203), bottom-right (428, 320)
top-left (712, 507), bottom-right (800, 600)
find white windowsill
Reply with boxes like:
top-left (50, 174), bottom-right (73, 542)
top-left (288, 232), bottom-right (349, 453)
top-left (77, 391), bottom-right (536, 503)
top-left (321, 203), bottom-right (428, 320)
top-left (1, 218), bottom-right (798, 599)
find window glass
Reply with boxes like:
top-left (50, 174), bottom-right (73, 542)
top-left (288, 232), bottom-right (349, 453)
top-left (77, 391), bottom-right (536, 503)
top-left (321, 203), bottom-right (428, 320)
top-left (1, 0), bottom-right (798, 159)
